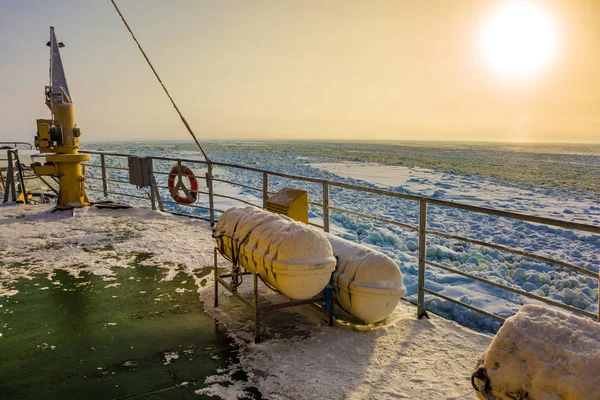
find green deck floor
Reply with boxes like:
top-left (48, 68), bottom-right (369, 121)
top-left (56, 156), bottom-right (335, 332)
top-left (0, 266), bottom-right (260, 399)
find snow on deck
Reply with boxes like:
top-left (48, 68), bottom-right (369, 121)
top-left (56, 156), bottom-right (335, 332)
top-left (200, 286), bottom-right (491, 399)
top-left (0, 203), bottom-right (491, 399)
top-left (0, 203), bottom-right (213, 289)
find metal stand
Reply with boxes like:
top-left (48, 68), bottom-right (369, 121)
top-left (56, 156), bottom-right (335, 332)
top-left (213, 247), bottom-right (335, 343)
top-left (3, 149), bottom-right (27, 204)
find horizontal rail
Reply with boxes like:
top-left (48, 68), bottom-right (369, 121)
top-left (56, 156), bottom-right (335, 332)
top-left (81, 150), bottom-right (129, 158)
top-left (144, 155), bottom-right (209, 165)
top-left (156, 183), bottom-right (259, 208)
top-left (426, 199), bottom-right (600, 234)
top-left (426, 229), bottom-right (598, 278)
top-left (329, 206), bottom-right (419, 231)
top-left (106, 190), bottom-right (149, 200)
top-left (423, 287), bottom-right (505, 323)
top-left (308, 222), bottom-right (324, 229)
top-left (152, 170), bottom-right (208, 180)
top-left (162, 199), bottom-right (224, 213)
top-left (77, 152), bottom-right (600, 233)
top-left (87, 187), bottom-right (149, 201)
top-left (211, 178), bottom-right (262, 193)
top-left (86, 176), bottom-right (131, 185)
top-left (233, 170), bottom-right (599, 234)
top-left (154, 184), bottom-right (210, 196)
top-left (83, 163), bottom-right (129, 172)
top-left (0, 141), bottom-right (33, 149)
top-left (425, 260), bottom-right (597, 319)
top-left (212, 193), bottom-right (261, 208)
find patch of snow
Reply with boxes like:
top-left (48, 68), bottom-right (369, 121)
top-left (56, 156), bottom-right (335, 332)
top-left (0, 204), bottom-right (213, 297)
top-left (198, 275), bottom-right (491, 399)
top-left (123, 361), bottom-right (137, 367)
top-left (163, 351), bottom-right (179, 365)
top-left (195, 382), bottom-right (248, 399)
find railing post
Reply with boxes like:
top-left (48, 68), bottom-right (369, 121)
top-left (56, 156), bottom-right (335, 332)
top-left (3, 151), bottom-right (16, 202)
top-left (417, 199), bottom-right (428, 319)
top-left (322, 182), bottom-right (330, 233)
top-left (100, 154), bottom-right (108, 197)
top-left (207, 163), bottom-right (215, 226)
top-left (214, 247), bottom-right (219, 308)
top-left (148, 158), bottom-right (156, 211)
top-left (262, 172), bottom-right (269, 209)
top-left (13, 151), bottom-right (28, 204)
top-left (148, 158), bottom-right (163, 212)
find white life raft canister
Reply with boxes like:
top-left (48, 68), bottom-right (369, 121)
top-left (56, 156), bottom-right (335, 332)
top-left (327, 234), bottom-right (406, 323)
top-left (214, 207), bottom-right (336, 300)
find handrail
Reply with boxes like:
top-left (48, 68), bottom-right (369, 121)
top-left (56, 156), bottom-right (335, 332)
top-left (0, 142), bottom-right (33, 150)
top-left (426, 228), bottom-right (597, 278)
top-left (426, 259), bottom-right (597, 320)
top-left (81, 150), bottom-right (600, 234)
top-left (81, 149), bottom-right (600, 325)
top-left (329, 205), bottom-right (419, 232)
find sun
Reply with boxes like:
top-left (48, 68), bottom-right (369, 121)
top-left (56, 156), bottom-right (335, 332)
top-left (480, 2), bottom-right (558, 79)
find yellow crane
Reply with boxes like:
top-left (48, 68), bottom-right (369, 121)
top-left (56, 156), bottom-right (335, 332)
top-left (33, 27), bottom-right (89, 209)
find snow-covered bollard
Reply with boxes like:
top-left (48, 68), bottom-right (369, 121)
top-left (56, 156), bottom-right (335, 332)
top-left (472, 305), bottom-right (600, 400)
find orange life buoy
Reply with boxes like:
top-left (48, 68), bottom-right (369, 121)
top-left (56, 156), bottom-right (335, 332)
top-left (167, 165), bottom-right (199, 204)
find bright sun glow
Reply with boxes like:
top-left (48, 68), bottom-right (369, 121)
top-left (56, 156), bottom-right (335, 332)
top-left (481, 2), bottom-right (558, 79)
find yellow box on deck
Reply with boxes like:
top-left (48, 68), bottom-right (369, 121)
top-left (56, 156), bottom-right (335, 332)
top-left (266, 187), bottom-right (309, 223)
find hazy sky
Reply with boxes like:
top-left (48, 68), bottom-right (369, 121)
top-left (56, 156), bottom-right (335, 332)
top-left (0, 0), bottom-right (598, 143)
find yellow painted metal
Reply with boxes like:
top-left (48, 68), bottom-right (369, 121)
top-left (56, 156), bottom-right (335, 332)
top-left (34, 101), bottom-right (89, 209)
top-left (33, 164), bottom-right (58, 176)
top-left (46, 154), bottom-right (89, 163)
top-left (33, 28), bottom-right (89, 209)
top-left (266, 187), bottom-right (309, 223)
top-left (34, 119), bottom-right (52, 150)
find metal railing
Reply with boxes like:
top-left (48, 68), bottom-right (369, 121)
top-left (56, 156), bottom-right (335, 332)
top-left (0, 142), bottom-right (34, 150)
top-left (81, 150), bottom-right (600, 325)
top-left (1, 147), bottom-right (56, 203)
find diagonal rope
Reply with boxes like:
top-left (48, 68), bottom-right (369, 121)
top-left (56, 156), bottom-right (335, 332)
top-left (110, 0), bottom-right (212, 165)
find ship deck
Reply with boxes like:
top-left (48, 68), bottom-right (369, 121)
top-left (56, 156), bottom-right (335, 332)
top-left (0, 203), bottom-right (491, 399)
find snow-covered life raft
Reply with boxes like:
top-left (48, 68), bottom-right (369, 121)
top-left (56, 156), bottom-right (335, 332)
top-left (214, 207), bottom-right (406, 323)
top-left (214, 207), bottom-right (337, 300)
top-left (327, 234), bottom-right (406, 323)
top-left (472, 305), bottom-right (600, 400)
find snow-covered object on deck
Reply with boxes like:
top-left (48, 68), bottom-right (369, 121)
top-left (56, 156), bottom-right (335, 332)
top-left (327, 234), bottom-right (406, 323)
top-left (214, 207), bottom-right (336, 300)
top-left (472, 305), bottom-right (600, 400)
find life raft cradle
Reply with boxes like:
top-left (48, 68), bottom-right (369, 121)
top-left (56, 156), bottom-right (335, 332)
top-left (212, 232), bottom-right (336, 344)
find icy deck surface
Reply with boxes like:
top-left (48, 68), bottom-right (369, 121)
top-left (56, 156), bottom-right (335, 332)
top-left (0, 204), bottom-right (491, 399)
